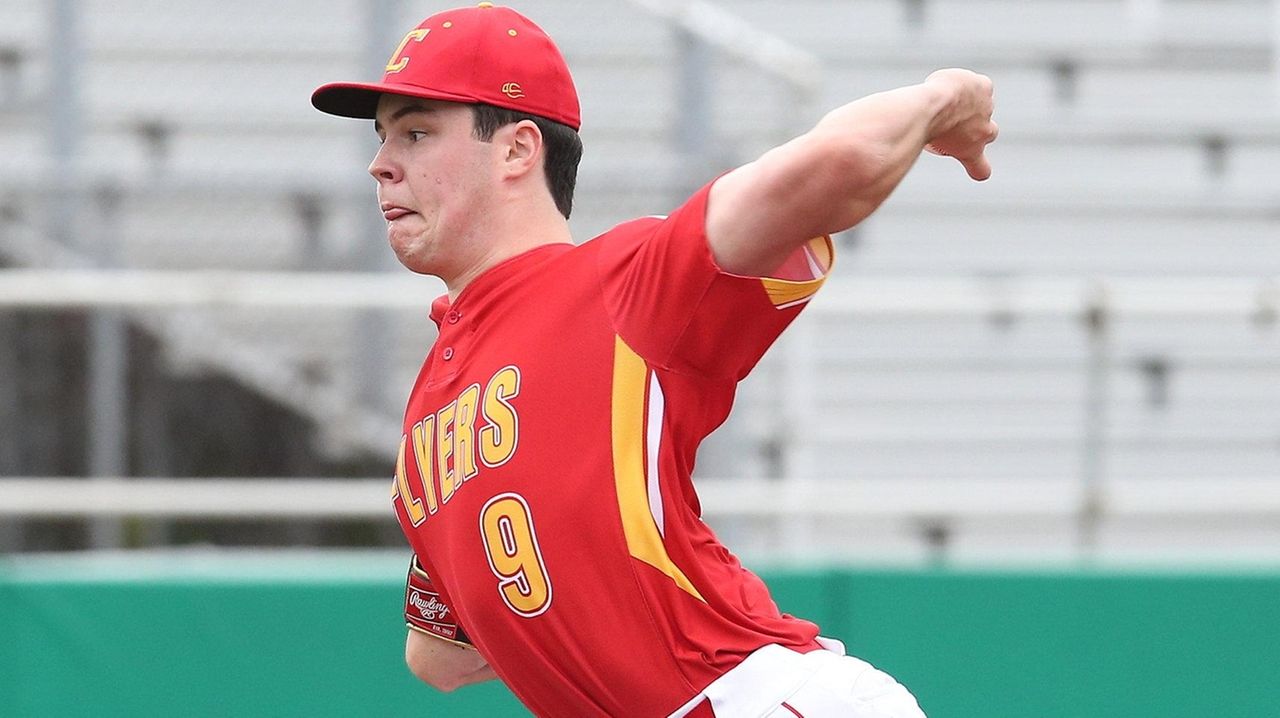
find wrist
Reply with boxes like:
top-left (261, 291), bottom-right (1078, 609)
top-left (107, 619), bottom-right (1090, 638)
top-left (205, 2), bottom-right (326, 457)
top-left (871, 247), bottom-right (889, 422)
top-left (921, 73), bottom-right (962, 139)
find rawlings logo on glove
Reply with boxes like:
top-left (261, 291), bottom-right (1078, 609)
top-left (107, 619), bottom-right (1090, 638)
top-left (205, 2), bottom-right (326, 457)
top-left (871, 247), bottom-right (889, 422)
top-left (405, 555), bottom-right (473, 646)
top-left (409, 589), bottom-right (451, 621)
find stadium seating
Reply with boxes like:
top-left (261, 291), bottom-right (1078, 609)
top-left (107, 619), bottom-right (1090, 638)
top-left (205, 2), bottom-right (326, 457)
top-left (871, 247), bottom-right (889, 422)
top-left (1, 0), bottom-right (1277, 557)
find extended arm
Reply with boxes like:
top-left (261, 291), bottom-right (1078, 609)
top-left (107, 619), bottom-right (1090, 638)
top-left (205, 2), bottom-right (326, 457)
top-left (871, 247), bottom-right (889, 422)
top-left (405, 628), bottom-right (499, 692)
top-left (706, 68), bottom-right (998, 276)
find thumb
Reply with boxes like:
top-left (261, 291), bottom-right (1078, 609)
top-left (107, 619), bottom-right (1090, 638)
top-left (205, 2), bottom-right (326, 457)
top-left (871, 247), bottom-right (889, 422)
top-left (962, 152), bottom-right (992, 181)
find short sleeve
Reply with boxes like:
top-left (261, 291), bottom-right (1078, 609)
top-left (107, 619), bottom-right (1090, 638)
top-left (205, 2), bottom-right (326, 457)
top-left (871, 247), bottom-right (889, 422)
top-left (593, 179), bottom-right (833, 381)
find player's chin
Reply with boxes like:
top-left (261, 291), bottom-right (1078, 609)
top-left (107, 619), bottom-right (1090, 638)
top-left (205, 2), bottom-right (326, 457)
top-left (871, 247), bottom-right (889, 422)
top-left (387, 225), bottom-right (419, 254)
top-left (389, 241), bottom-right (436, 275)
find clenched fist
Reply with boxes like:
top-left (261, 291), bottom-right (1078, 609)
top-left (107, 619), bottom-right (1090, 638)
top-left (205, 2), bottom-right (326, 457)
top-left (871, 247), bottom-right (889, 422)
top-left (923, 68), bottom-right (999, 181)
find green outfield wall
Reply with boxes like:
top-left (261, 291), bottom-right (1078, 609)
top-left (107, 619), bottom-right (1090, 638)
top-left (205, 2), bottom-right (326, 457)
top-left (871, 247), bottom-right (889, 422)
top-left (1, 553), bottom-right (1277, 717)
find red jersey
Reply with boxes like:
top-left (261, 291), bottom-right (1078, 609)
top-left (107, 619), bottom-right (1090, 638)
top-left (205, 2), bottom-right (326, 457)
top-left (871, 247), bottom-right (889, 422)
top-left (391, 180), bottom-right (834, 717)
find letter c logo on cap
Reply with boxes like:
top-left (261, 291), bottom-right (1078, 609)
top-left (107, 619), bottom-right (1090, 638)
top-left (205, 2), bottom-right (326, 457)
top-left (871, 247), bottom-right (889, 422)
top-left (501, 82), bottom-right (525, 99)
top-left (386, 29), bottom-right (430, 73)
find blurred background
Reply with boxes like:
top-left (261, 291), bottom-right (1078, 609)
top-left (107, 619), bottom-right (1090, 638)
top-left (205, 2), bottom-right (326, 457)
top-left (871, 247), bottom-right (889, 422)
top-left (1, 0), bottom-right (1278, 716)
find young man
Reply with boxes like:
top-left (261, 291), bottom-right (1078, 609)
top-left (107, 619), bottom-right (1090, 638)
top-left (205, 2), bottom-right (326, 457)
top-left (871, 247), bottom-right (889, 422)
top-left (312, 3), bottom-right (996, 716)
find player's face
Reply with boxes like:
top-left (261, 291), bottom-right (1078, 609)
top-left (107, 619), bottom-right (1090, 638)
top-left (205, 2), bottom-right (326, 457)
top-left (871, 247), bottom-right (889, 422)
top-left (369, 95), bottom-right (498, 276)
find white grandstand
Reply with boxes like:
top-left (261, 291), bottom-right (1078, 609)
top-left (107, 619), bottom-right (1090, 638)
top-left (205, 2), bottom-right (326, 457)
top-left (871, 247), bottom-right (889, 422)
top-left (0, 0), bottom-right (1277, 561)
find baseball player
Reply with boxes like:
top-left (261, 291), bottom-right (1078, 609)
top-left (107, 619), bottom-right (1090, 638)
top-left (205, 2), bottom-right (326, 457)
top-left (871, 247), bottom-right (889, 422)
top-left (311, 3), bottom-right (996, 716)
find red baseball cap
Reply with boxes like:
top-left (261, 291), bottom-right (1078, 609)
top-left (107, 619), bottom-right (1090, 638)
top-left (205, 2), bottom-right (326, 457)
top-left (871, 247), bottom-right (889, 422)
top-left (312, 3), bottom-right (581, 130)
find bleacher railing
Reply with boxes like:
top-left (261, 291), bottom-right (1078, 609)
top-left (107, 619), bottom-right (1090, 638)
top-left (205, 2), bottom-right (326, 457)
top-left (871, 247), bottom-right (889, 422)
top-left (1, 269), bottom-right (1276, 559)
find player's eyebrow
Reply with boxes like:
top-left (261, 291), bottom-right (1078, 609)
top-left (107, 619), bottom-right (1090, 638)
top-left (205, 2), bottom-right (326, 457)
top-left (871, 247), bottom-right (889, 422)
top-left (374, 103), bottom-right (437, 134)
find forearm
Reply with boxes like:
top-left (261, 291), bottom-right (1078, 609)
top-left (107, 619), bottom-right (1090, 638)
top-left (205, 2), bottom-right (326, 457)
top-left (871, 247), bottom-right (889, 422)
top-left (451, 659), bottom-right (500, 689)
top-left (405, 627), bottom-right (497, 692)
top-left (707, 70), bottom-right (995, 276)
top-left (799, 81), bottom-right (953, 232)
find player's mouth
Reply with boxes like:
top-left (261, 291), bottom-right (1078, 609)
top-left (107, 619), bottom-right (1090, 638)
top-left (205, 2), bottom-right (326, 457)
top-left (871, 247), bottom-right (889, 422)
top-left (381, 203), bottom-right (416, 221)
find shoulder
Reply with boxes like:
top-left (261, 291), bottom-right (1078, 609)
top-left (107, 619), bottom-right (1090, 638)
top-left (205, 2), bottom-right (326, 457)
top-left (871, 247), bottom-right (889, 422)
top-left (584, 215), bottom-right (669, 245)
top-left (576, 215), bottom-right (670, 270)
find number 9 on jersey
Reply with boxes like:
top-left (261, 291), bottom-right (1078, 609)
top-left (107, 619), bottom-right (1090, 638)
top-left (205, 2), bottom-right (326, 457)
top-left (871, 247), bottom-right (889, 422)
top-left (480, 492), bottom-right (553, 618)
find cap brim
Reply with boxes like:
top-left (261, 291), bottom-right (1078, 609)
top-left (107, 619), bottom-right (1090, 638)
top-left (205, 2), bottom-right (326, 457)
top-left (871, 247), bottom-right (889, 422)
top-left (311, 81), bottom-right (482, 119)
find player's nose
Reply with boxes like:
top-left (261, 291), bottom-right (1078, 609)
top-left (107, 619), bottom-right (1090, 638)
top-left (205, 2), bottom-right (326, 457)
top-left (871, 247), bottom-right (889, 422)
top-left (368, 144), bottom-right (401, 183)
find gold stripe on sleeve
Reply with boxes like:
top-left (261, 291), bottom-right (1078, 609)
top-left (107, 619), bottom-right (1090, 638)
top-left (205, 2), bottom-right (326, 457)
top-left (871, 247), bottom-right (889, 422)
top-left (760, 235), bottom-right (834, 309)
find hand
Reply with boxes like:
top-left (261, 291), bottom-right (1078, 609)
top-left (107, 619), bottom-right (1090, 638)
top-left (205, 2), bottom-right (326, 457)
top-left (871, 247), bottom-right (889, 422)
top-left (923, 69), bottom-right (999, 181)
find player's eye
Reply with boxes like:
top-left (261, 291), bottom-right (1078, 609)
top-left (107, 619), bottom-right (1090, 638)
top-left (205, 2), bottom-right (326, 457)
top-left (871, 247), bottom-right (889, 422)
top-left (407, 130), bottom-right (428, 142)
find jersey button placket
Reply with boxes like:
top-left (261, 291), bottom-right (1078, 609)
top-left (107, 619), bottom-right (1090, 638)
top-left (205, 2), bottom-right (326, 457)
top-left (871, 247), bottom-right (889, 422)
top-left (442, 308), bottom-right (466, 360)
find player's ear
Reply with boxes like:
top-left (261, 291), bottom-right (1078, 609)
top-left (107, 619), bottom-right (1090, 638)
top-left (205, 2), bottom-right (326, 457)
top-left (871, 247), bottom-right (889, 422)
top-left (500, 120), bottom-right (543, 179)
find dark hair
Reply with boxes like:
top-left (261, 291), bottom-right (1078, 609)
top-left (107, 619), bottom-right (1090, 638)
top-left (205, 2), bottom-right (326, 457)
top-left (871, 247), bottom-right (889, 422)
top-left (470, 104), bottom-right (583, 219)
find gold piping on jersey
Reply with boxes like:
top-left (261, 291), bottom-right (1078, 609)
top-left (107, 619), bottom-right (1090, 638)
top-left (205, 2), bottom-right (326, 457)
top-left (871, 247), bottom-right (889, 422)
top-left (759, 235), bottom-right (834, 309)
top-left (611, 336), bottom-right (706, 603)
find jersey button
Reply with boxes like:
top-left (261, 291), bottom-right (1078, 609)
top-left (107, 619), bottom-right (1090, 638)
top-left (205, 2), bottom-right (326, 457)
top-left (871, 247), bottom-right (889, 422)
top-left (446, 310), bottom-right (461, 324)
top-left (442, 347), bottom-right (455, 361)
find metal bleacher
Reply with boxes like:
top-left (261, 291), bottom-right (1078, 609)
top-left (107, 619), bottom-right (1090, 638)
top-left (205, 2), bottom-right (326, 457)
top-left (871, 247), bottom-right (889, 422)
top-left (1, 0), bottom-right (1278, 557)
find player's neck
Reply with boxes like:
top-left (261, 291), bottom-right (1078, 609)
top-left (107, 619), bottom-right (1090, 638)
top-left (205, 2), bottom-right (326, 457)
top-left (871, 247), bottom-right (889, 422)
top-left (444, 200), bottom-right (572, 300)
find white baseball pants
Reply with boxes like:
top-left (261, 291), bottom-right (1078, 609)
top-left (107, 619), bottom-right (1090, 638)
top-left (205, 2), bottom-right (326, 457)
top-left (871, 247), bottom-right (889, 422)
top-left (670, 638), bottom-right (927, 718)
